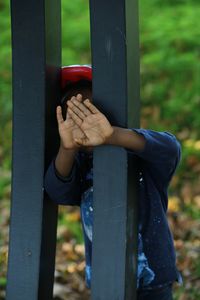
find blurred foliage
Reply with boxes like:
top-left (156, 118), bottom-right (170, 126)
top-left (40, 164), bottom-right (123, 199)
top-left (0, 0), bottom-right (200, 299)
top-left (140, 2), bottom-right (200, 137)
top-left (62, 1), bottom-right (91, 64)
top-left (58, 206), bottom-right (83, 244)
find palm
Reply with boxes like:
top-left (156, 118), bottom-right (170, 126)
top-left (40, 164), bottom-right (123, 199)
top-left (66, 95), bottom-right (113, 147)
top-left (80, 113), bottom-right (112, 145)
top-left (57, 106), bottom-right (85, 149)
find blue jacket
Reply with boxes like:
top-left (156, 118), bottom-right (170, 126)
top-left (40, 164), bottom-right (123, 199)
top-left (44, 128), bottom-right (183, 290)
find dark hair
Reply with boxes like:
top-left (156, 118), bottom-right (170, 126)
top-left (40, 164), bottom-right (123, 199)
top-left (61, 79), bottom-right (92, 104)
top-left (61, 79), bottom-right (92, 117)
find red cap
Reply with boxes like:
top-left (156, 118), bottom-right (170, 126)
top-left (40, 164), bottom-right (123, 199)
top-left (61, 65), bottom-right (92, 89)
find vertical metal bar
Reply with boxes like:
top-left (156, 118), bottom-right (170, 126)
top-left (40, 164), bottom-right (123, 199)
top-left (6, 1), bottom-right (61, 299)
top-left (89, 0), bottom-right (140, 299)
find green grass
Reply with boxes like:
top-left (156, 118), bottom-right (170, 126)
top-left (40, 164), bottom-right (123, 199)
top-left (184, 203), bottom-right (200, 220)
top-left (0, 277), bottom-right (6, 288)
top-left (58, 211), bottom-right (83, 244)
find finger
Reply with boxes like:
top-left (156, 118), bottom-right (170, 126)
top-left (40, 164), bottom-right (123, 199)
top-left (75, 137), bottom-right (90, 147)
top-left (66, 96), bottom-right (78, 119)
top-left (67, 100), bottom-right (86, 119)
top-left (71, 97), bottom-right (91, 116)
top-left (83, 99), bottom-right (100, 114)
top-left (68, 107), bottom-right (83, 127)
top-left (66, 106), bottom-right (71, 119)
top-left (65, 95), bottom-right (79, 105)
top-left (76, 94), bottom-right (83, 102)
top-left (74, 138), bottom-right (83, 146)
top-left (56, 106), bottom-right (64, 124)
top-left (64, 101), bottom-right (71, 119)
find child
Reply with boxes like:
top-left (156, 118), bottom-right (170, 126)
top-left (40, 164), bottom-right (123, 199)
top-left (44, 65), bottom-right (183, 299)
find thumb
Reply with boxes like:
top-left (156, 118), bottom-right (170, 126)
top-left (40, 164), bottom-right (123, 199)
top-left (75, 138), bottom-right (89, 147)
top-left (74, 138), bottom-right (83, 146)
top-left (56, 106), bottom-right (64, 125)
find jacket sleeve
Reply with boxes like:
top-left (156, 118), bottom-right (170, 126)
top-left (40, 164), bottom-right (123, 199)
top-left (43, 153), bottom-right (82, 206)
top-left (127, 128), bottom-right (182, 187)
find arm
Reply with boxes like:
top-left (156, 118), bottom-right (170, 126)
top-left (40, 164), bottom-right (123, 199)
top-left (44, 94), bottom-right (89, 206)
top-left (55, 145), bottom-right (77, 177)
top-left (106, 127), bottom-right (181, 186)
top-left (44, 146), bottom-right (82, 206)
top-left (66, 97), bottom-right (181, 186)
top-left (105, 126), bottom-right (146, 152)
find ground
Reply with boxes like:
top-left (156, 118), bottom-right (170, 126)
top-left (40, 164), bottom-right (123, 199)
top-left (0, 181), bottom-right (199, 299)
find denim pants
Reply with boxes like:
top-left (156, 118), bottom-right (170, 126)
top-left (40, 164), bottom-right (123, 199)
top-left (137, 283), bottom-right (173, 300)
top-left (81, 186), bottom-right (156, 289)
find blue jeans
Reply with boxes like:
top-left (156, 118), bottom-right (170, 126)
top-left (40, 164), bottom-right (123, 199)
top-left (137, 283), bottom-right (173, 300)
top-left (81, 186), bottom-right (156, 290)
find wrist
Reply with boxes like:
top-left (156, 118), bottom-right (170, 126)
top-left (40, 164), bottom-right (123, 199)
top-left (59, 142), bottom-right (79, 154)
top-left (55, 145), bottom-right (77, 179)
top-left (105, 126), bottom-right (120, 145)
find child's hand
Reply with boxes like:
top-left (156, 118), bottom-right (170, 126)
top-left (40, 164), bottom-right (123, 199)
top-left (67, 95), bottom-right (114, 147)
top-left (56, 94), bottom-right (86, 149)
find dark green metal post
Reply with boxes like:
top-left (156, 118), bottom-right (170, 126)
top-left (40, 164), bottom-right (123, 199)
top-left (6, 1), bottom-right (61, 299)
top-left (89, 0), bottom-right (140, 299)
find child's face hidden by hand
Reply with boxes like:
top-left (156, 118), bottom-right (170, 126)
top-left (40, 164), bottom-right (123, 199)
top-left (63, 81), bottom-right (93, 153)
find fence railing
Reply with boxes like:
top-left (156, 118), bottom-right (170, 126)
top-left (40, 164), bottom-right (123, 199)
top-left (6, 1), bottom-right (140, 299)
